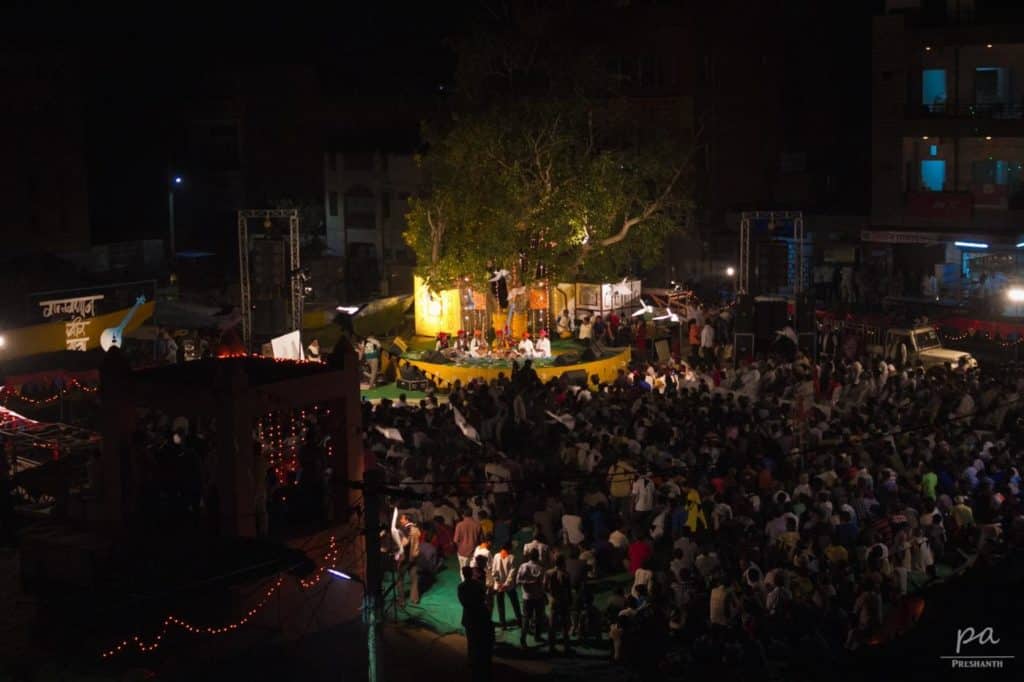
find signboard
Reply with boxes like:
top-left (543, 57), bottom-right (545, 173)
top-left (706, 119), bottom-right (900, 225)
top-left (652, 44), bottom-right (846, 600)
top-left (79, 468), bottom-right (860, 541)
top-left (905, 191), bottom-right (973, 220)
top-left (0, 302), bottom-right (155, 361)
top-left (269, 330), bottom-right (305, 361)
top-left (860, 230), bottom-right (942, 244)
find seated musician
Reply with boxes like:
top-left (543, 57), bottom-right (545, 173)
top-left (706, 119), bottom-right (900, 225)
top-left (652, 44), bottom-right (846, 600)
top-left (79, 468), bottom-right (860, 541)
top-left (435, 332), bottom-right (451, 351)
top-left (455, 329), bottom-right (471, 355)
top-left (517, 332), bottom-right (535, 358)
top-left (533, 329), bottom-right (552, 358)
top-left (469, 329), bottom-right (489, 357)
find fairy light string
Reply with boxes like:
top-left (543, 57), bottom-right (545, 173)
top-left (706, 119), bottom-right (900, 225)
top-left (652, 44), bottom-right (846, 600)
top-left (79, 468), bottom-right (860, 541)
top-left (0, 379), bottom-right (99, 407)
top-left (101, 529), bottom-right (357, 660)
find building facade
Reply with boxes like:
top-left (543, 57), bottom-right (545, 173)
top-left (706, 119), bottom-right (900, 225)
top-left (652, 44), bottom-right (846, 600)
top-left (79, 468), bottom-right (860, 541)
top-left (323, 149), bottom-right (420, 299)
top-left (872, 0), bottom-right (1024, 294)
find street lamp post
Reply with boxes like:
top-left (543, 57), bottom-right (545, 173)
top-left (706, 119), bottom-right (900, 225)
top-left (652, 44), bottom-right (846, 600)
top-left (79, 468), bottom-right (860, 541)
top-left (168, 175), bottom-right (183, 260)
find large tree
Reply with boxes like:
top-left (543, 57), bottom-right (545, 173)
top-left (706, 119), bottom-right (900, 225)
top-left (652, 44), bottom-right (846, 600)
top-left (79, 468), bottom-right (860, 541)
top-left (405, 2), bottom-right (697, 292)
top-left (405, 101), bottom-right (695, 291)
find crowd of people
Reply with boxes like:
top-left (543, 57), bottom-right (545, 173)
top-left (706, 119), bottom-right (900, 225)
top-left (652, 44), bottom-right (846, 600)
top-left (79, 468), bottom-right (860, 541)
top-left (368, 326), bottom-right (1024, 675)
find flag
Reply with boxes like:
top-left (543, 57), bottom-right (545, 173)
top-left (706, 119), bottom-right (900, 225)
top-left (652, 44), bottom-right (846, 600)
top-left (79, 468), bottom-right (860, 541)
top-left (546, 410), bottom-right (575, 431)
top-left (452, 407), bottom-right (482, 444)
top-left (390, 507), bottom-right (404, 562)
top-left (375, 425), bottom-right (405, 443)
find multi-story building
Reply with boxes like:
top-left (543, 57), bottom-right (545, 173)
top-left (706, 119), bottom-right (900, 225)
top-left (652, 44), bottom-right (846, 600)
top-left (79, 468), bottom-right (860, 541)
top-left (323, 145), bottom-right (421, 299)
top-left (872, 0), bottom-right (1024, 294)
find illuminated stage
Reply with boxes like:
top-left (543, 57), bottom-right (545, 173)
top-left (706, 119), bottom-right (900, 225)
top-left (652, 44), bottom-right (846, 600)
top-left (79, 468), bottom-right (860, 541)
top-left (398, 346), bottom-right (632, 388)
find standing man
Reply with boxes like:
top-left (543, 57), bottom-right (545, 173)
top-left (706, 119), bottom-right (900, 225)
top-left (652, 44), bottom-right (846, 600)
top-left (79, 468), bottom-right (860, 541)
top-left (491, 544), bottom-right (522, 630)
top-left (608, 455), bottom-right (637, 521)
top-left (556, 309), bottom-right (574, 339)
top-left (700, 317), bottom-right (715, 364)
top-left (544, 554), bottom-right (574, 655)
top-left (396, 513), bottom-right (421, 606)
top-left (362, 335), bottom-right (381, 386)
top-left (458, 566), bottom-right (493, 682)
top-left (454, 508), bottom-right (483, 581)
top-left (517, 548), bottom-right (546, 648)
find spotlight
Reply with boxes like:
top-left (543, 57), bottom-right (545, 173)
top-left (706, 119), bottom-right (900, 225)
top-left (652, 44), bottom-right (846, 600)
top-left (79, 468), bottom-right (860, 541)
top-left (726, 267), bottom-right (736, 277)
top-left (1007, 288), bottom-right (1024, 303)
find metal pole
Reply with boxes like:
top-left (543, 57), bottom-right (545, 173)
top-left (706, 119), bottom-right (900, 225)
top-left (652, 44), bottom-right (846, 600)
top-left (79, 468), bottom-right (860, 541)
top-left (168, 190), bottom-right (176, 261)
top-left (362, 468), bottom-right (384, 682)
top-left (795, 214), bottom-right (804, 295)
top-left (238, 211), bottom-right (252, 352)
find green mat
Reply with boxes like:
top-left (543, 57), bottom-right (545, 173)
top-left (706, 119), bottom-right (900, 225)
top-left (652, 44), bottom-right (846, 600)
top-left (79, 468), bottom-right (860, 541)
top-left (389, 555), bottom-right (626, 654)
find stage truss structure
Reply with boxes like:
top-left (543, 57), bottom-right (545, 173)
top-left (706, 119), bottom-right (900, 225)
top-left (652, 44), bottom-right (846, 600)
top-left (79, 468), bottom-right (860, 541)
top-left (738, 210), bottom-right (804, 296)
top-left (238, 209), bottom-right (302, 351)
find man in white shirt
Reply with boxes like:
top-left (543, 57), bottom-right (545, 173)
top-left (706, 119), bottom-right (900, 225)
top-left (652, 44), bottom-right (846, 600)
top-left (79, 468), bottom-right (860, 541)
top-left (516, 549), bottom-right (546, 646)
top-left (632, 473), bottom-right (655, 515)
top-left (490, 546), bottom-right (521, 629)
top-left (533, 329), bottom-right (552, 358)
top-left (517, 333), bottom-right (535, 358)
top-left (700, 322), bottom-right (715, 362)
top-left (469, 329), bottom-right (489, 357)
top-left (577, 316), bottom-right (593, 341)
top-left (523, 533), bottom-right (549, 567)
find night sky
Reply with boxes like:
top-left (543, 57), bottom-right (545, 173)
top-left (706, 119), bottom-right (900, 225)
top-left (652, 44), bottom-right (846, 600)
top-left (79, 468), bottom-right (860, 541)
top-left (2, 2), bottom-right (464, 246)
top-left (2, 2), bottom-right (877, 248)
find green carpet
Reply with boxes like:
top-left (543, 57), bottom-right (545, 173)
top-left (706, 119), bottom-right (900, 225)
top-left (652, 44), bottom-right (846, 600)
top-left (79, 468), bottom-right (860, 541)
top-left (388, 555), bottom-right (626, 655)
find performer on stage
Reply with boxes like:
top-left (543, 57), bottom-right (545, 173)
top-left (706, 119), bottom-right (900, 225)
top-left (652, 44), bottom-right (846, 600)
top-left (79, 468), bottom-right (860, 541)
top-left (455, 329), bottom-right (471, 354)
top-left (470, 329), bottom-right (489, 357)
top-left (533, 329), bottom-right (552, 358)
top-left (517, 332), bottom-right (535, 359)
top-left (435, 332), bottom-right (451, 351)
top-left (556, 309), bottom-right (574, 339)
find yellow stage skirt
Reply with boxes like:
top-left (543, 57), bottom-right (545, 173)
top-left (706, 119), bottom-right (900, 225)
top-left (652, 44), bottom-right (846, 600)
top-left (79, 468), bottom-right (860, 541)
top-left (402, 347), bottom-right (631, 388)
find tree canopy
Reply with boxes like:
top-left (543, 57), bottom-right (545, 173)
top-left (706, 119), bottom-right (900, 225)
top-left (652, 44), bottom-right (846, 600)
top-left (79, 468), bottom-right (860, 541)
top-left (405, 100), bottom-right (694, 291)
top-left (404, 4), bottom-right (697, 292)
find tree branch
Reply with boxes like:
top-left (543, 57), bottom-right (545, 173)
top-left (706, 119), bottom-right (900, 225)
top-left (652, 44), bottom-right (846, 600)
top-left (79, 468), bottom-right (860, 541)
top-left (426, 208), bottom-right (445, 266)
top-left (596, 162), bottom-right (686, 248)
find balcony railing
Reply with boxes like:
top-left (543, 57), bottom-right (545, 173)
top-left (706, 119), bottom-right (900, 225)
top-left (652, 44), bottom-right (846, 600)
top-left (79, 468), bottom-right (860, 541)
top-left (906, 102), bottom-right (1024, 120)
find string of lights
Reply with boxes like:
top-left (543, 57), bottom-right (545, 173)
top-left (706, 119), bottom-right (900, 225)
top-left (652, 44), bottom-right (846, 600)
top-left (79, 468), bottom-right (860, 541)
top-left (100, 523), bottom-right (363, 660)
top-left (255, 404), bottom-right (332, 485)
top-left (0, 379), bottom-right (99, 407)
top-left (100, 576), bottom-right (285, 658)
top-left (940, 329), bottom-right (1024, 347)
